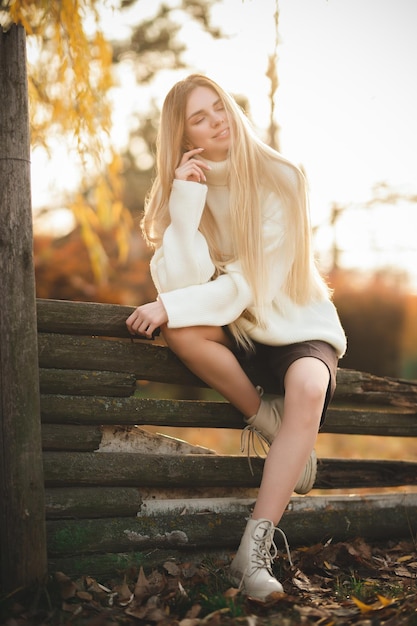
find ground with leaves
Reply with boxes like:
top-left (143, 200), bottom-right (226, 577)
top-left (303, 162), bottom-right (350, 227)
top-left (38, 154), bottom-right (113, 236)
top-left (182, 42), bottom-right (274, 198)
top-left (1, 538), bottom-right (416, 626)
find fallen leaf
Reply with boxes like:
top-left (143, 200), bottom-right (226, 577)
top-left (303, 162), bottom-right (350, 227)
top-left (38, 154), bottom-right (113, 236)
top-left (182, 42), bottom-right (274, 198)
top-left (76, 590), bottom-right (93, 602)
top-left (164, 560), bottom-right (181, 576)
top-left (134, 565), bottom-right (150, 601)
top-left (54, 572), bottom-right (78, 601)
top-left (376, 594), bottom-right (397, 607)
top-left (114, 579), bottom-right (133, 605)
top-left (397, 554), bottom-right (414, 563)
top-left (394, 566), bottom-right (414, 578)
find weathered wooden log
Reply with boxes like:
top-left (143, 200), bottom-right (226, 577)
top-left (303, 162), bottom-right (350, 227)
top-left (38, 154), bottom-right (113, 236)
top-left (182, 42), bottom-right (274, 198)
top-left (46, 492), bottom-right (417, 577)
top-left (334, 369), bottom-right (417, 408)
top-left (42, 424), bottom-right (103, 451)
top-left (317, 458), bottom-right (417, 488)
top-left (40, 393), bottom-right (417, 437)
top-left (37, 298), bottom-right (136, 338)
top-left (42, 452), bottom-right (417, 489)
top-left (37, 327), bottom-right (417, 407)
top-left (44, 487), bottom-right (258, 519)
top-left (43, 451), bottom-right (262, 488)
top-left (40, 394), bottom-right (241, 427)
top-left (39, 368), bottom-right (136, 396)
top-left (46, 511), bottom-right (247, 556)
top-left (37, 332), bottom-right (194, 384)
top-left (42, 424), bottom-right (216, 454)
top-left (0, 25), bottom-right (47, 592)
top-left (45, 487), bottom-right (144, 519)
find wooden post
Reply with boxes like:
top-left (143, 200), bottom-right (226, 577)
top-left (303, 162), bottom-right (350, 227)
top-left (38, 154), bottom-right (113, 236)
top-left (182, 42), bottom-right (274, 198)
top-left (0, 24), bottom-right (47, 593)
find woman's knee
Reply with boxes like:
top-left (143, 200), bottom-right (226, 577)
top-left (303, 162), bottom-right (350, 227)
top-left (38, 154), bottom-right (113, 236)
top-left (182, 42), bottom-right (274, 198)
top-left (284, 358), bottom-right (329, 425)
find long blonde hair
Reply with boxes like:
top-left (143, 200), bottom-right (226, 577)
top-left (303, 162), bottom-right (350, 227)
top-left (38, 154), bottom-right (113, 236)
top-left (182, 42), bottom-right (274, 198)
top-left (141, 74), bottom-right (329, 346)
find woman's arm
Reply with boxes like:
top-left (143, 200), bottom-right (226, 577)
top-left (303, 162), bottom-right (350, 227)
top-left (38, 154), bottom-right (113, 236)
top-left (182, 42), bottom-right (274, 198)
top-left (151, 179), bottom-right (216, 292)
top-left (159, 191), bottom-right (291, 328)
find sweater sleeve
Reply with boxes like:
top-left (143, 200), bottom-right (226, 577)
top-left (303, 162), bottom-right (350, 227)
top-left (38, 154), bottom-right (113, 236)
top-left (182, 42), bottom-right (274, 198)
top-left (150, 179), bottom-right (215, 292)
top-left (158, 191), bottom-right (290, 329)
top-left (158, 260), bottom-right (253, 327)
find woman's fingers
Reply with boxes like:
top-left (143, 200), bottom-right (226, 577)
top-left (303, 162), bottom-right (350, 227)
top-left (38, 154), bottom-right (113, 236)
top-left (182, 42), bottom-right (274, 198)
top-left (126, 300), bottom-right (168, 339)
top-left (175, 148), bottom-right (211, 182)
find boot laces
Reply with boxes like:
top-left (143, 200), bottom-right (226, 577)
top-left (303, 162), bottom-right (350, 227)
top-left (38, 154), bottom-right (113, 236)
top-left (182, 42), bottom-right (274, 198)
top-left (241, 385), bottom-right (275, 476)
top-left (240, 425), bottom-right (270, 476)
top-left (237, 520), bottom-right (293, 590)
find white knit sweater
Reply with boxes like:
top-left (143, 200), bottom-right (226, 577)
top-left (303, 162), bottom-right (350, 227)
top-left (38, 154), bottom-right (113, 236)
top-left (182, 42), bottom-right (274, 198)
top-left (150, 159), bottom-right (346, 357)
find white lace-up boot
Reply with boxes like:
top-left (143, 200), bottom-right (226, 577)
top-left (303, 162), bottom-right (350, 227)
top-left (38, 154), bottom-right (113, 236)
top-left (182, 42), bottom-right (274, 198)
top-left (242, 391), bottom-right (317, 494)
top-left (230, 518), bottom-right (289, 601)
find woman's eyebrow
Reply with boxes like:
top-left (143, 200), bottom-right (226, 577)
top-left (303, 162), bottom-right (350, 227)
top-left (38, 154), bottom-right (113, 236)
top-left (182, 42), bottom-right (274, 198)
top-left (187, 98), bottom-right (222, 120)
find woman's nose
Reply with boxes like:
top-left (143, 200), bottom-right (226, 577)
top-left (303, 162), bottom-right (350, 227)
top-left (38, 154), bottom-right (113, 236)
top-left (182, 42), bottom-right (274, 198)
top-left (211, 112), bottom-right (223, 126)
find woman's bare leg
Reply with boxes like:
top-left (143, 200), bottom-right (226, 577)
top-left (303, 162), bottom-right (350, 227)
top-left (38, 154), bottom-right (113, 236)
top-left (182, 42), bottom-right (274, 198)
top-left (162, 325), bottom-right (261, 418)
top-left (164, 326), bottom-right (328, 523)
top-left (252, 357), bottom-right (329, 524)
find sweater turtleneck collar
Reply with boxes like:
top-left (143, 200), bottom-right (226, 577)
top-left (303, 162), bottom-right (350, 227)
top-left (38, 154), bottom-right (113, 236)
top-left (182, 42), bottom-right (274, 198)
top-left (203, 158), bottom-right (229, 187)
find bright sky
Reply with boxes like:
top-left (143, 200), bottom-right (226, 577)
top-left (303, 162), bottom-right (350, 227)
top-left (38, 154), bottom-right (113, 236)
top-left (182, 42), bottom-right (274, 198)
top-left (31, 0), bottom-right (417, 288)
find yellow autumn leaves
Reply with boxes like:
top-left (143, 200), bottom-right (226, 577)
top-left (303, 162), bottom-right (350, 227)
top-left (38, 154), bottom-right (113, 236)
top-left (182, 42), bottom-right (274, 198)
top-left (10, 0), bottom-right (133, 282)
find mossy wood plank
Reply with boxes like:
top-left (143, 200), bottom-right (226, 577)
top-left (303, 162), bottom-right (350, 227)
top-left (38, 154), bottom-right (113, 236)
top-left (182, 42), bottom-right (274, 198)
top-left (42, 423), bottom-right (217, 454)
top-left (37, 333), bottom-right (197, 385)
top-left (42, 452), bottom-right (417, 488)
top-left (39, 393), bottom-right (417, 437)
top-left (334, 368), bottom-right (417, 408)
top-left (42, 424), bottom-right (103, 451)
top-left (37, 325), bottom-right (417, 409)
top-left (44, 487), bottom-right (258, 519)
top-left (40, 394), bottom-right (241, 427)
top-left (45, 493), bottom-right (417, 574)
top-left (32, 298), bottom-right (417, 404)
top-left (37, 298), bottom-right (136, 338)
top-left (44, 487), bottom-right (143, 519)
top-left (39, 368), bottom-right (136, 396)
top-left (43, 452), bottom-right (262, 488)
top-left (46, 512), bottom-right (248, 556)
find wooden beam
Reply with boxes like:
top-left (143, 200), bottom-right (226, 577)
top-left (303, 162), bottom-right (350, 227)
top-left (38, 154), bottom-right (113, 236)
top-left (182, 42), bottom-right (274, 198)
top-left (36, 298), bottom-right (136, 338)
top-left (39, 393), bottom-right (417, 437)
top-left (42, 452), bottom-right (417, 489)
top-left (44, 486), bottom-right (258, 519)
top-left (39, 368), bottom-right (136, 396)
top-left (36, 323), bottom-right (417, 408)
top-left (0, 25), bottom-right (47, 593)
top-left (45, 493), bottom-right (417, 577)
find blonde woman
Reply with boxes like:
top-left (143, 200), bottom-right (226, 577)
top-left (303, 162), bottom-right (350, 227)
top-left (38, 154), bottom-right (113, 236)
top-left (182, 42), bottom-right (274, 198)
top-left (126, 74), bottom-right (346, 600)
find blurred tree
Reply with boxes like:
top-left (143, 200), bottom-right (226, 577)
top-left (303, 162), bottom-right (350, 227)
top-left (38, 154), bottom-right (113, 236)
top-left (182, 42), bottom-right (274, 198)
top-left (1, 0), bottom-right (224, 282)
top-left (400, 293), bottom-right (417, 380)
top-left (113, 0), bottom-right (222, 80)
top-left (331, 269), bottom-right (407, 378)
top-left (265, 0), bottom-right (280, 150)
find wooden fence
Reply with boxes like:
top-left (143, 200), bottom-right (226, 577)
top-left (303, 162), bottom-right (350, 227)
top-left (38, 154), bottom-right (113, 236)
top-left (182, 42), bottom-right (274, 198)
top-left (36, 298), bottom-right (417, 577)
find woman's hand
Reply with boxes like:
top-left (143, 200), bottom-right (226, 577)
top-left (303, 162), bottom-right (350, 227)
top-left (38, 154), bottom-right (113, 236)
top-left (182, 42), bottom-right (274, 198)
top-left (126, 299), bottom-right (168, 339)
top-left (175, 148), bottom-right (211, 183)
